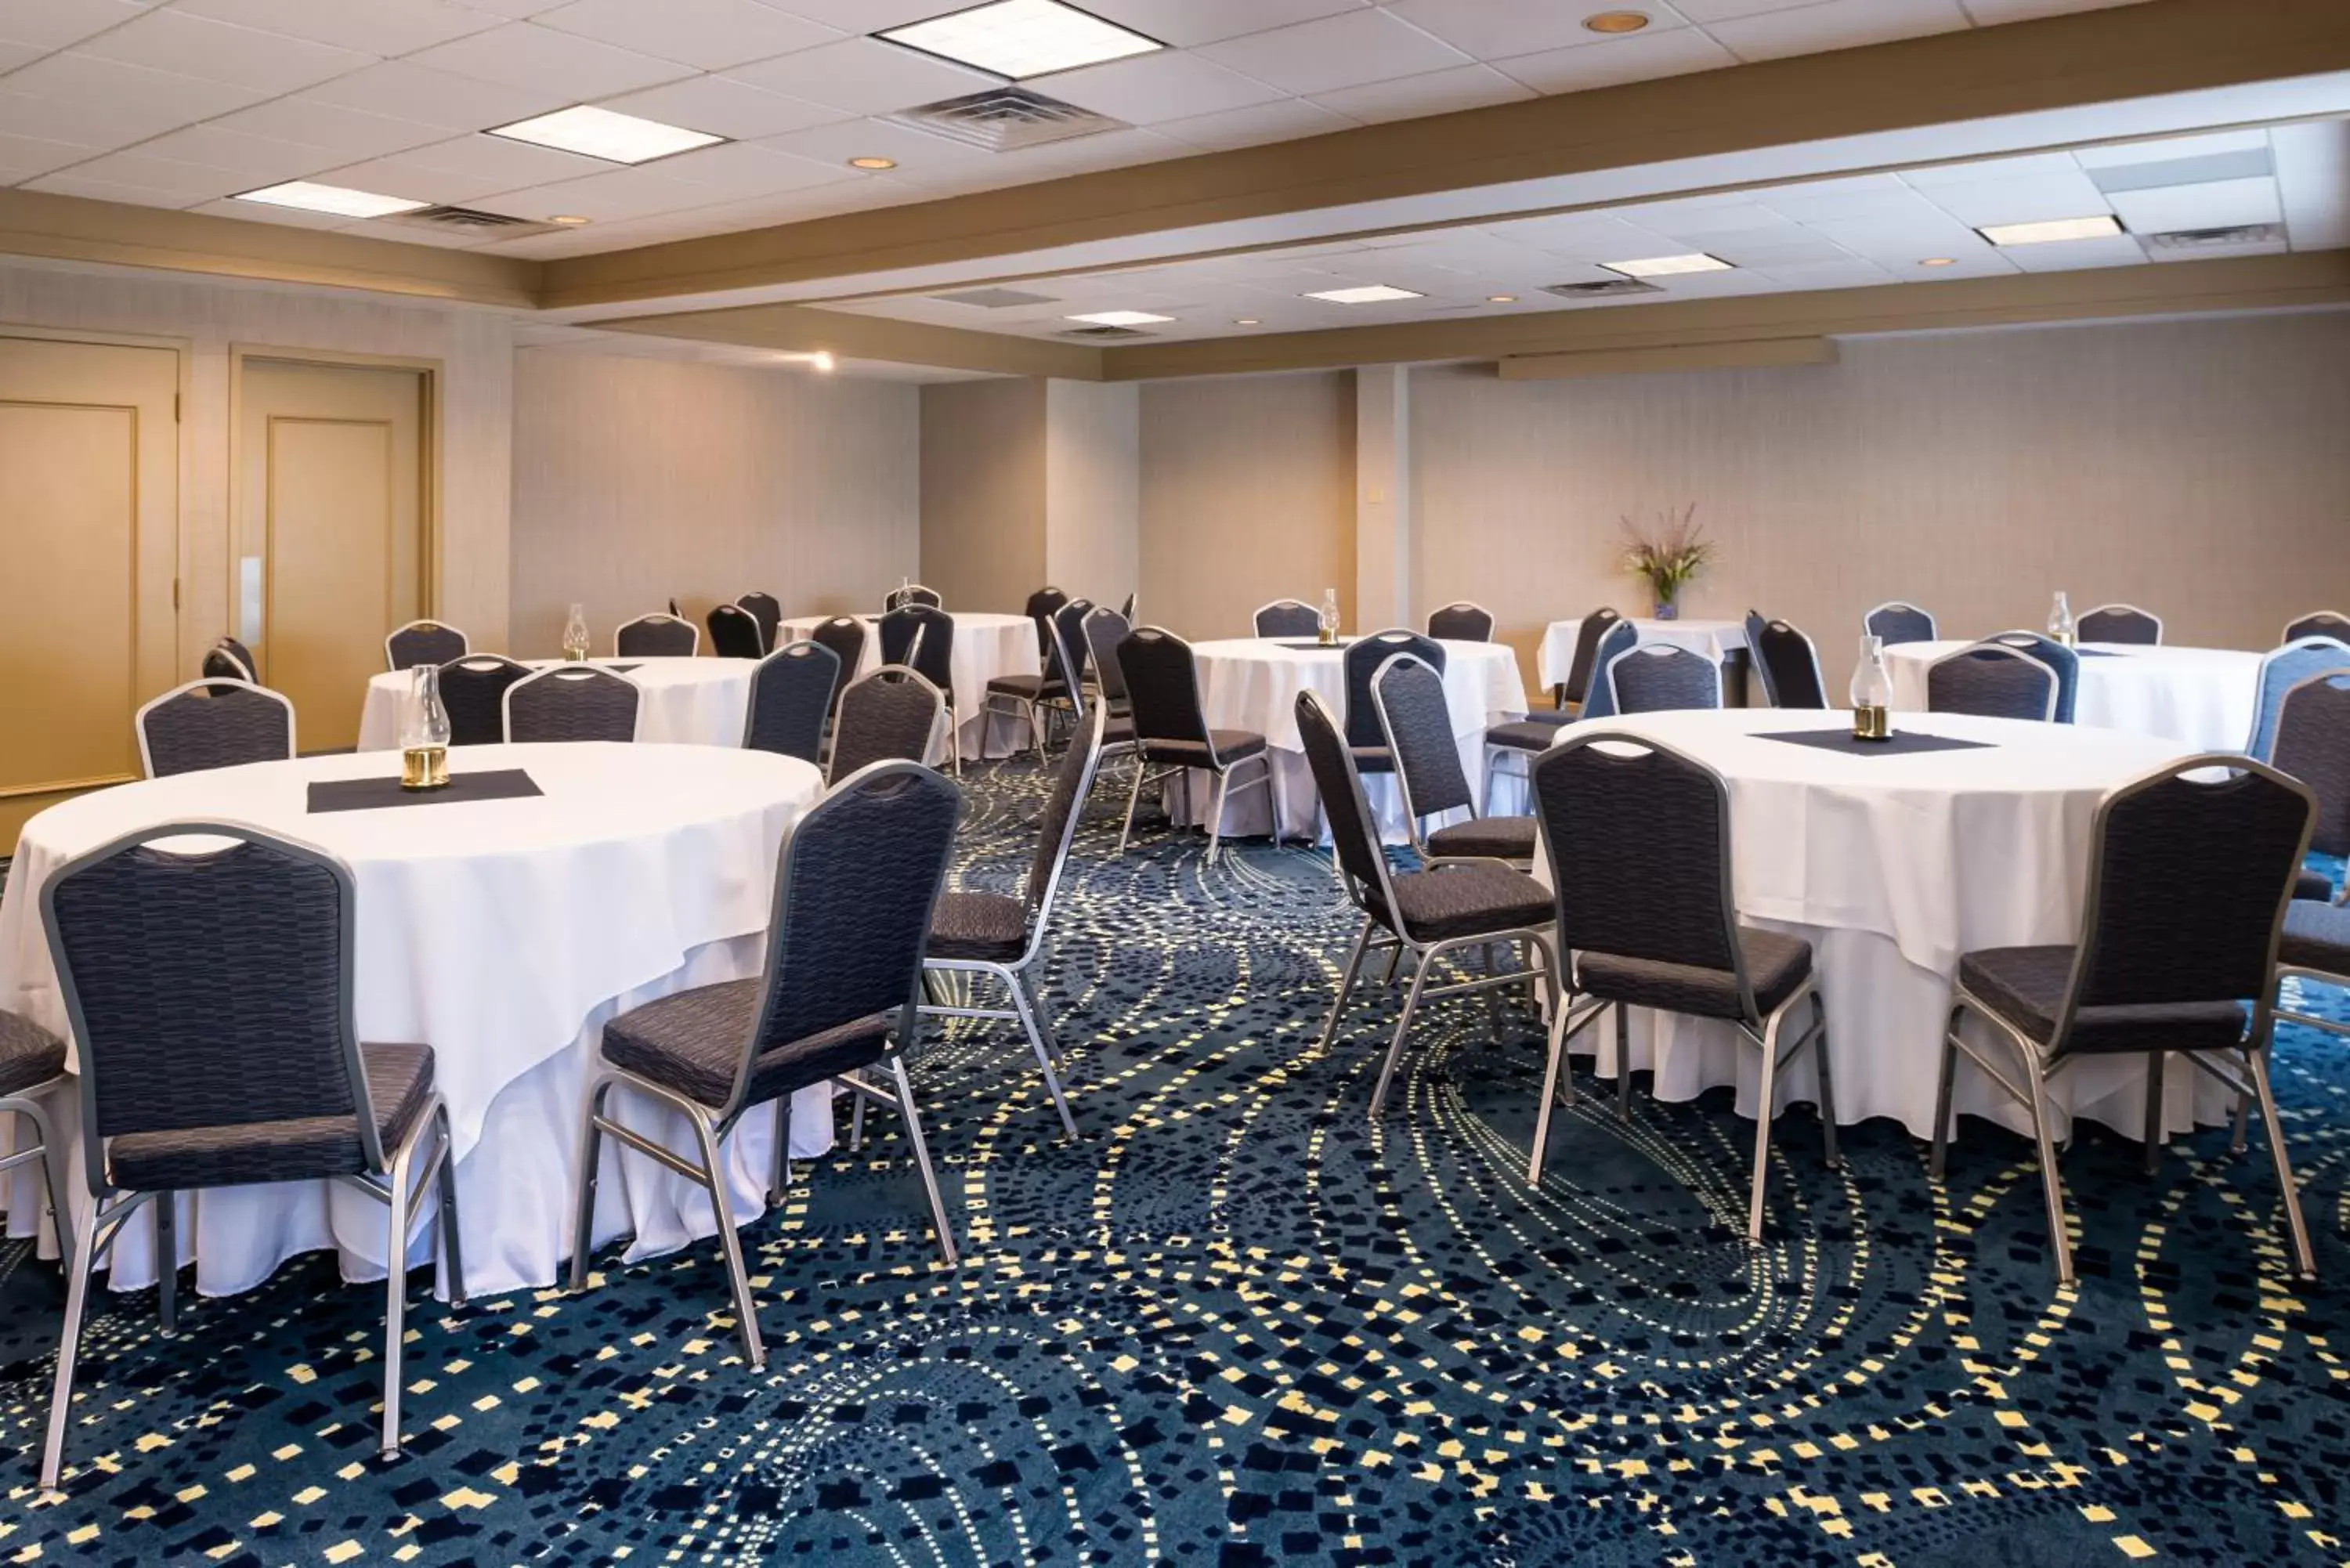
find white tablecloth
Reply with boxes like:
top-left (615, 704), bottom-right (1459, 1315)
top-left (1161, 638), bottom-right (1528, 844)
top-left (777, 612), bottom-right (1041, 761)
top-left (0, 743), bottom-right (831, 1299)
top-left (1882, 641), bottom-right (2260, 752)
top-left (1538, 617), bottom-right (1748, 692)
top-left (360, 659), bottom-right (756, 750)
top-left (1528, 710), bottom-right (2223, 1145)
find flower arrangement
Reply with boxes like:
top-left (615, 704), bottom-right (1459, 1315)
top-left (1618, 504), bottom-right (1713, 620)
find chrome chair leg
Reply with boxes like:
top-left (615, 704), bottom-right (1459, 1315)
top-left (769, 1097), bottom-right (794, 1206)
top-left (1810, 991), bottom-right (1840, 1169)
top-left (888, 1056), bottom-right (957, 1267)
top-left (381, 1113), bottom-right (423, 1460)
top-left (1115, 758), bottom-right (1148, 857)
top-left (1005, 972), bottom-right (1079, 1139)
top-left (685, 1107), bottom-right (765, 1370)
top-left (566, 1077), bottom-right (613, 1290)
top-left (1368, 947), bottom-right (1434, 1119)
top-left (1527, 981), bottom-right (1587, 1187)
top-left (155, 1193), bottom-right (177, 1335)
top-left (2248, 1047), bottom-right (2316, 1279)
top-left (434, 1105), bottom-right (465, 1308)
top-left (1929, 1005), bottom-right (1963, 1180)
top-left (1746, 1010), bottom-right (1784, 1244)
top-left (1315, 919), bottom-right (1376, 1053)
top-left (39, 1198), bottom-right (103, 1494)
top-left (2143, 1050), bottom-right (2167, 1173)
top-left (1206, 769), bottom-right (1231, 865)
top-left (1615, 1001), bottom-right (1636, 1118)
top-left (850, 1092), bottom-right (868, 1154)
top-left (2018, 1046), bottom-right (2074, 1287)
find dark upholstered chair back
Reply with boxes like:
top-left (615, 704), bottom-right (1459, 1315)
top-left (1427, 602), bottom-right (1494, 641)
top-left (1746, 613), bottom-right (1827, 710)
top-left (830, 667), bottom-right (942, 783)
top-left (1575, 621), bottom-right (1640, 721)
top-left (42, 824), bottom-right (378, 1190)
top-left (137, 680), bottom-right (295, 778)
top-left (439, 655), bottom-right (529, 746)
top-left (1560, 608), bottom-right (1624, 706)
top-left (1119, 627), bottom-right (1215, 754)
top-left (746, 641), bottom-right (839, 763)
top-left (2270, 673), bottom-right (2350, 858)
top-left (1028, 706), bottom-right (1105, 923)
top-left (737, 592), bottom-right (782, 653)
top-left (387, 620), bottom-right (466, 671)
top-left (1534, 734), bottom-right (1741, 982)
top-left (1608, 644), bottom-right (1722, 714)
top-left (707, 603), bottom-right (765, 659)
top-left (202, 640), bottom-right (256, 683)
top-left (881, 605), bottom-right (954, 692)
top-left (505, 665), bottom-right (639, 742)
top-left (2063, 758), bottom-right (2312, 1042)
top-left (884, 583), bottom-right (942, 611)
top-left (1050, 598), bottom-right (1096, 695)
top-left (1926, 644), bottom-right (2055, 721)
top-left (1864, 602), bottom-right (1936, 645)
top-left (2285, 611), bottom-right (2350, 645)
top-left (1084, 607), bottom-right (1133, 704)
top-left (1373, 654), bottom-right (1473, 822)
top-left (1987, 631), bottom-right (2078, 723)
top-left (809, 616), bottom-right (866, 710)
top-left (1296, 690), bottom-right (1397, 918)
top-left (1025, 586), bottom-right (1068, 663)
top-left (615, 613), bottom-right (697, 658)
top-left (2251, 638), bottom-right (2350, 761)
top-left (1344, 630), bottom-right (1445, 749)
top-left (1254, 600), bottom-right (1320, 638)
top-left (2077, 604), bottom-right (2161, 645)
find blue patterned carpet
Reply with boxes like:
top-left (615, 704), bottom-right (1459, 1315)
top-left (2, 761), bottom-right (2348, 1564)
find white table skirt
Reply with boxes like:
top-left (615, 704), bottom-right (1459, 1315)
top-left (1154, 638), bottom-right (1528, 844)
top-left (1522, 710), bottom-right (2227, 1145)
top-left (0, 743), bottom-right (833, 1299)
top-left (360, 658), bottom-right (756, 750)
top-left (778, 612), bottom-right (1041, 761)
top-left (1882, 641), bottom-right (2261, 752)
top-left (1538, 617), bottom-right (1748, 691)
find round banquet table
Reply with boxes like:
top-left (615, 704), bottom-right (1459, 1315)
top-left (1882, 640), bottom-right (2260, 751)
top-left (1163, 638), bottom-right (1528, 844)
top-left (358, 657), bottom-right (754, 750)
top-left (0, 743), bottom-right (830, 1299)
top-left (1530, 709), bottom-right (2228, 1145)
top-left (1539, 616), bottom-right (1749, 692)
top-left (776, 612), bottom-right (1041, 761)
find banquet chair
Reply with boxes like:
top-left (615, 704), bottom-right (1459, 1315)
top-left (1343, 629), bottom-right (1445, 775)
top-left (1864, 602), bottom-right (1937, 645)
top-left (38, 822), bottom-right (463, 1487)
top-left (1115, 626), bottom-right (1277, 864)
top-left (2077, 604), bottom-right (2163, 645)
top-left (707, 603), bottom-right (765, 659)
top-left (1023, 585), bottom-right (1069, 663)
top-left (1607, 643), bottom-right (1723, 714)
top-left (385, 620), bottom-right (467, 671)
top-left (136, 679), bottom-right (295, 778)
top-left (737, 591), bottom-right (783, 654)
top-left (0, 1009), bottom-right (70, 1291)
top-left (2249, 637), bottom-right (2350, 761)
top-left (918, 705), bottom-right (1106, 1144)
top-left (1484, 618), bottom-right (1636, 812)
top-left (1119, 591), bottom-right (1136, 621)
top-left (2272, 672), bottom-right (2350, 905)
top-left (1427, 602), bottom-right (1495, 642)
top-left (568, 761), bottom-right (961, 1369)
top-left (2284, 610), bottom-right (2350, 645)
top-left (808, 615), bottom-right (867, 711)
top-left (1925, 644), bottom-right (2057, 721)
top-left (1083, 605), bottom-right (1138, 765)
top-left (202, 636), bottom-right (257, 683)
top-left (1935, 754), bottom-right (2316, 1287)
top-left (880, 605), bottom-right (957, 771)
top-left (439, 655), bottom-right (530, 746)
top-left (743, 641), bottom-right (840, 764)
top-left (983, 598), bottom-right (1090, 761)
top-left (884, 583), bottom-right (943, 611)
top-left (1254, 599), bottom-right (1321, 638)
top-left (1373, 654), bottom-right (1535, 866)
top-left (1744, 612), bottom-right (1828, 710)
top-left (830, 667), bottom-right (946, 784)
top-left (615, 612), bottom-right (698, 658)
top-left (1298, 690), bottom-right (1560, 1122)
top-left (1527, 732), bottom-right (1838, 1241)
top-left (1984, 631), bottom-right (2079, 724)
top-left (504, 665), bottom-right (640, 743)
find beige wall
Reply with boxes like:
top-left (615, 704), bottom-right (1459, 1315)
top-left (1138, 371), bottom-right (1357, 639)
top-left (1044, 378), bottom-right (1138, 609)
top-left (510, 348), bottom-right (918, 655)
top-left (920, 378), bottom-right (1045, 615)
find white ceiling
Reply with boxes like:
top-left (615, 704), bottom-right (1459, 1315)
top-left (0, 0), bottom-right (2157, 260)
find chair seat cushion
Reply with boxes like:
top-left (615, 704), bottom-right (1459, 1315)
top-left (109, 1042), bottom-right (436, 1190)
top-left (1486, 718), bottom-right (1571, 753)
top-left (1104, 714), bottom-right (1136, 746)
top-left (2281, 898), bottom-right (2350, 975)
top-left (929, 889), bottom-right (1030, 962)
top-left (985, 674), bottom-right (1069, 702)
top-left (1425, 815), bottom-right (1538, 862)
top-left (1575, 929), bottom-right (1812, 1021)
top-left (2297, 867), bottom-right (2334, 902)
top-left (1958, 945), bottom-right (2247, 1055)
top-left (1375, 862), bottom-right (1553, 943)
top-left (0, 1010), bottom-right (65, 1099)
top-left (1142, 730), bottom-right (1267, 768)
top-left (604, 978), bottom-right (893, 1108)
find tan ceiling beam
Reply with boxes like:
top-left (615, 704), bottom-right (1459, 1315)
top-left (598, 301), bottom-right (1104, 379)
top-left (1499, 337), bottom-right (1839, 380)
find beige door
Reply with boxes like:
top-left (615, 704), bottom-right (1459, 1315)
top-left (0, 336), bottom-right (179, 847)
top-left (237, 358), bottom-right (427, 751)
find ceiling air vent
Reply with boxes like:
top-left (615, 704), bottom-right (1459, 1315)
top-left (378, 205), bottom-right (566, 240)
top-left (933, 287), bottom-right (1062, 308)
top-left (891, 86), bottom-right (1126, 152)
top-left (2141, 222), bottom-right (2285, 255)
top-left (1542, 277), bottom-right (1665, 298)
top-left (1056, 324), bottom-right (1155, 340)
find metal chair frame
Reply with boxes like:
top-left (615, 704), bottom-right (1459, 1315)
top-left (385, 619), bottom-right (468, 671)
top-left (1426, 602), bottom-right (1496, 642)
top-left (884, 583), bottom-right (944, 612)
top-left (2077, 603), bottom-right (2164, 645)
top-left (1114, 627), bottom-right (1278, 865)
top-left (706, 602), bottom-right (766, 659)
top-left (1863, 601), bottom-right (1938, 645)
top-left (1372, 652), bottom-right (1529, 869)
top-left (502, 664), bottom-right (642, 743)
top-left (2283, 610), bottom-right (2350, 645)
top-left (134, 678), bottom-right (296, 778)
top-left (613, 612), bottom-right (700, 658)
top-left (830, 663), bottom-right (950, 785)
top-left (1604, 642), bottom-right (1725, 715)
top-left (980, 599), bottom-right (1090, 764)
top-left (1746, 614), bottom-right (1828, 710)
top-left (1925, 641), bottom-right (2059, 721)
top-left (1253, 598), bottom-right (1320, 638)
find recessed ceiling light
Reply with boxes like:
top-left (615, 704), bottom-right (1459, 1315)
top-left (1582, 10), bottom-right (1650, 32)
top-left (549, 214), bottom-right (591, 226)
top-left (489, 105), bottom-right (721, 165)
top-left (1918, 256), bottom-right (1955, 266)
top-left (1487, 294), bottom-right (1518, 303)
top-left (1979, 214), bottom-right (2124, 247)
top-left (1600, 254), bottom-right (1734, 278)
top-left (1234, 317), bottom-right (1261, 326)
top-left (1305, 284), bottom-right (1425, 304)
top-left (1066, 310), bottom-right (1173, 327)
top-left (882, 0), bottom-right (1162, 80)
top-left (812, 351), bottom-right (836, 374)
top-left (848, 155), bottom-right (898, 170)
top-left (233, 181), bottom-right (428, 219)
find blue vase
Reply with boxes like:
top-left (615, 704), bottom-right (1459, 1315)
top-left (1654, 598), bottom-right (1680, 622)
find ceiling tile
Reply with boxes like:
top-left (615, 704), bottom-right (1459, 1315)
top-left (205, 97), bottom-right (452, 161)
top-left (988, 125), bottom-right (1189, 177)
top-left (2104, 175), bottom-right (2281, 235)
top-left (0, 52), bottom-right (266, 125)
top-left (298, 60), bottom-right (570, 131)
top-left (647, 137), bottom-right (854, 194)
top-left (27, 172), bottom-right (206, 207)
top-left (444, 0), bottom-right (573, 16)
top-left (598, 75), bottom-right (848, 140)
top-left (33, 149), bottom-right (248, 200)
top-left (1999, 232), bottom-right (2146, 270)
top-left (1195, 9), bottom-right (1472, 97)
top-left (73, 9), bottom-right (377, 96)
top-left (534, 0), bottom-right (839, 72)
top-left (2071, 128), bottom-right (2269, 168)
top-left (1074, 0), bottom-right (1369, 49)
top-left (405, 21), bottom-right (696, 98)
top-left (131, 124), bottom-right (334, 179)
top-left (1761, 183), bottom-right (1947, 223)
top-left (1671, 0), bottom-right (1828, 20)
top-left (1387, 0), bottom-right (1689, 61)
top-left (2272, 121), bottom-right (2349, 250)
top-left (1900, 150), bottom-right (2081, 186)
top-left (482, 163), bottom-right (729, 221)
top-left (1805, 213), bottom-right (1988, 259)
top-left (754, 0), bottom-right (954, 29)
top-left (756, 115), bottom-right (994, 175)
top-left (1704, 0), bottom-right (1973, 62)
top-left (187, 194), bottom-right (358, 228)
top-left (0, 42), bottom-right (42, 75)
top-left (1154, 98), bottom-right (1355, 151)
top-left (1039, 50), bottom-right (1289, 125)
top-left (1915, 168), bottom-right (2110, 225)
top-left (0, 130), bottom-right (103, 179)
top-left (0, 0), bottom-right (150, 52)
top-left (331, 132), bottom-right (607, 197)
top-left (723, 35), bottom-right (1000, 116)
top-left (170, 0), bottom-right (505, 56)
top-left (1492, 27), bottom-right (1735, 95)
top-left (1308, 63), bottom-right (1532, 124)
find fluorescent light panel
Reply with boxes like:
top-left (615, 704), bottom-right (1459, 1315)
top-left (1978, 214), bottom-right (2124, 246)
top-left (1305, 284), bottom-right (1424, 304)
top-left (234, 180), bottom-right (427, 218)
top-left (1066, 310), bottom-right (1172, 326)
top-left (882, 0), bottom-right (1161, 80)
top-left (1600, 253), bottom-right (1733, 277)
top-left (489, 105), bottom-right (721, 164)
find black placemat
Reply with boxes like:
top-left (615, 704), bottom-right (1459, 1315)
top-left (308, 768), bottom-right (544, 814)
top-left (1757, 729), bottom-right (1994, 757)
top-left (2074, 648), bottom-right (2120, 658)
top-left (1274, 639), bottom-right (1351, 651)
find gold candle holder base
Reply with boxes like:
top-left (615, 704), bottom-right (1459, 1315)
top-left (400, 744), bottom-right (450, 790)
top-left (1852, 705), bottom-right (1891, 742)
top-left (1316, 627), bottom-right (1336, 647)
top-left (562, 648), bottom-right (589, 662)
